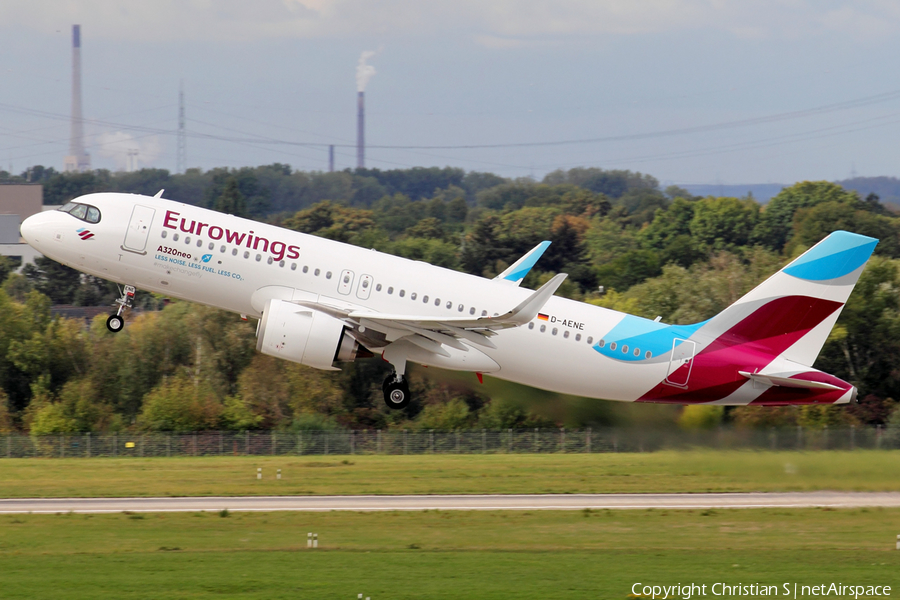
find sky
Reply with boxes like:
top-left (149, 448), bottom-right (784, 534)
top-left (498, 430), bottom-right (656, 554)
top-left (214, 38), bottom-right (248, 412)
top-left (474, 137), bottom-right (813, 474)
top-left (1, 0), bottom-right (899, 186)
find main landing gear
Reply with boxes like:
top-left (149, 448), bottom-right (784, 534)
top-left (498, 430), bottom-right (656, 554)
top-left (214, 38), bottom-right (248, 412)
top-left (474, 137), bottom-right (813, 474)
top-left (106, 285), bottom-right (136, 333)
top-left (382, 373), bottom-right (411, 410)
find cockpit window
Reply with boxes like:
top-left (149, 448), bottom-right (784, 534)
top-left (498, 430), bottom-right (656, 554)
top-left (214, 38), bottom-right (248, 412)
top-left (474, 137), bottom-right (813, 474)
top-left (58, 202), bottom-right (101, 224)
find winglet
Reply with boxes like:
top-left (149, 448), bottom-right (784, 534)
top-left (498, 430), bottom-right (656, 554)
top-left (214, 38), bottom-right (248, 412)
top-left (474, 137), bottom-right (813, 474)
top-left (501, 273), bottom-right (568, 325)
top-left (154, 189), bottom-right (165, 198)
top-left (494, 241), bottom-right (551, 286)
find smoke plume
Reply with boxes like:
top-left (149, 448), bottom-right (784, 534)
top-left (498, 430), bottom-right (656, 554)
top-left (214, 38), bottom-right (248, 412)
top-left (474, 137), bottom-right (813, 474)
top-left (356, 50), bottom-right (377, 92)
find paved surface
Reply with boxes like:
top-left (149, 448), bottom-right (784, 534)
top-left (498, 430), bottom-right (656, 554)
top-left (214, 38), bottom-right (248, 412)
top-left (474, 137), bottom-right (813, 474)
top-left (1, 492), bottom-right (900, 513)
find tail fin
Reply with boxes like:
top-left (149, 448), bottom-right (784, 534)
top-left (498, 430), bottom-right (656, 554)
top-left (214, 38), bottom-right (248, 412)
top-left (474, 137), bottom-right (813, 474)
top-left (704, 231), bottom-right (877, 367)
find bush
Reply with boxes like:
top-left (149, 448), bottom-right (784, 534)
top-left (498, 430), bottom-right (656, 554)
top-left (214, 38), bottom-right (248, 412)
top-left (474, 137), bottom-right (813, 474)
top-left (137, 374), bottom-right (223, 431)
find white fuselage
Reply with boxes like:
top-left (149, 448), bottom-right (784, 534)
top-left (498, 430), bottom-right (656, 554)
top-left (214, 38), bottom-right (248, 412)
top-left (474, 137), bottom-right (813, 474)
top-left (21, 192), bottom-right (857, 406)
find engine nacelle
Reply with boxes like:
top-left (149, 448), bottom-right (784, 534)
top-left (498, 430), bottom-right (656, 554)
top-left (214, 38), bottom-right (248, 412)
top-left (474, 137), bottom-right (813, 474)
top-left (256, 299), bottom-right (358, 370)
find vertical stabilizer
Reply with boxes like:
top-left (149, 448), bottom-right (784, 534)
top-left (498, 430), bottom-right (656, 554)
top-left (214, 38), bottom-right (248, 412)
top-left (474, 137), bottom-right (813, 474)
top-left (703, 231), bottom-right (878, 366)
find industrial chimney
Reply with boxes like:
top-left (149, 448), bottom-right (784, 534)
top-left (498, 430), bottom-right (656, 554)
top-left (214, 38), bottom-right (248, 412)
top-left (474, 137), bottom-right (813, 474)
top-left (357, 91), bottom-right (365, 169)
top-left (355, 50), bottom-right (376, 170)
top-left (64, 25), bottom-right (90, 173)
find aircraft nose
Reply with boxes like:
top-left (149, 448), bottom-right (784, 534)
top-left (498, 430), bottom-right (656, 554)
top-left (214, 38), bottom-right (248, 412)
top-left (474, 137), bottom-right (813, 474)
top-left (20, 211), bottom-right (53, 248)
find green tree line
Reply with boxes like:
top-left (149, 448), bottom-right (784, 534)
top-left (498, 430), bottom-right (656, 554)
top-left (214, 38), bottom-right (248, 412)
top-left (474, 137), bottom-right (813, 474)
top-left (2, 165), bottom-right (900, 434)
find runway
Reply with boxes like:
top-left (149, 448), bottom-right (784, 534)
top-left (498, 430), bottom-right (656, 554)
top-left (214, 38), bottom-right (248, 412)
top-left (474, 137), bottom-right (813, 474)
top-left (2, 492), bottom-right (900, 513)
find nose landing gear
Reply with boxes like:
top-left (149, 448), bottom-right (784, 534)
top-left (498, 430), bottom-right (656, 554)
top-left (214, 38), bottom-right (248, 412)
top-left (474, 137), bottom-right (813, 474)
top-left (106, 285), bottom-right (136, 333)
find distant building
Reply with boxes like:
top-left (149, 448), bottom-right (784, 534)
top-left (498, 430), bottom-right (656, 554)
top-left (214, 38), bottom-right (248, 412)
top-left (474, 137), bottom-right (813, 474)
top-left (0, 184), bottom-right (48, 270)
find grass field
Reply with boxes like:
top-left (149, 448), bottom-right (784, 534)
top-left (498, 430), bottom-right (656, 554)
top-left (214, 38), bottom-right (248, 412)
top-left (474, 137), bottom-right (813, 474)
top-left (1, 508), bottom-right (898, 599)
top-left (1, 450), bottom-right (899, 498)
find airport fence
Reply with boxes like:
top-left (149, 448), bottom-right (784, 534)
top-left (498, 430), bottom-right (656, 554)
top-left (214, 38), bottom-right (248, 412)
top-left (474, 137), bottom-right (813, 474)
top-left (1, 426), bottom-right (898, 458)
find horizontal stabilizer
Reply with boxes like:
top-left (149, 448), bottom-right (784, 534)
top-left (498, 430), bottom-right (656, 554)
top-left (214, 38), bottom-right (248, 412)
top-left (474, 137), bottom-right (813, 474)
top-left (738, 371), bottom-right (842, 391)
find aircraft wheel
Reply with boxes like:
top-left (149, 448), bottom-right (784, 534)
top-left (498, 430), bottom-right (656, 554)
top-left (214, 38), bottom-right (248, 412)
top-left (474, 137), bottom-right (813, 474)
top-left (106, 314), bottom-right (125, 333)
top-left (383, 376), bottom-right (411, 410)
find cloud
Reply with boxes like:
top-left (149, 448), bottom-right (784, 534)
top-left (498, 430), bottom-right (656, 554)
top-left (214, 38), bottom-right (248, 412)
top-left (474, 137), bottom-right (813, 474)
top-left (2, 0), bottom-right (900, 42)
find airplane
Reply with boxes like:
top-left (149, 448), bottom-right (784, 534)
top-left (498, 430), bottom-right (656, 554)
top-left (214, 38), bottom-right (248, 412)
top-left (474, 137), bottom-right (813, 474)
top-left (19, 191), bottom-right (877, 409)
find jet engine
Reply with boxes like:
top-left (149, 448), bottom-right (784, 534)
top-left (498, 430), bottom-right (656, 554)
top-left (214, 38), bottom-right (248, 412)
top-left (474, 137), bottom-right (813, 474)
top-left (256, 298), bottom-right (360, 370)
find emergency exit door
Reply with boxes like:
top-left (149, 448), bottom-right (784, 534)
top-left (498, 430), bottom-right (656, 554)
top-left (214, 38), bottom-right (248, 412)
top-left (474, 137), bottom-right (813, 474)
top-left (665, 339), bottom-right (696, 387)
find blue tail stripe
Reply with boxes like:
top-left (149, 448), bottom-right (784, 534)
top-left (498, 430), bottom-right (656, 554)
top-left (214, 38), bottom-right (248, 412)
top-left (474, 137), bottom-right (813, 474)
top-left (783, 231), bottom-right (878, 281)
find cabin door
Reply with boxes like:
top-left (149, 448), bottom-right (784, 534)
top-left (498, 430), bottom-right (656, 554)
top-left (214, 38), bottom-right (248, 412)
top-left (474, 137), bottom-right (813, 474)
top-left (122, 205), bottom-right (155, 254)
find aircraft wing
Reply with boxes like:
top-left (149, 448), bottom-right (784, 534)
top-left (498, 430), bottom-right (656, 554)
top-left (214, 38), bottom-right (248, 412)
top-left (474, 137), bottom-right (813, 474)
top-left (296, 273), bottom-right (567, 352)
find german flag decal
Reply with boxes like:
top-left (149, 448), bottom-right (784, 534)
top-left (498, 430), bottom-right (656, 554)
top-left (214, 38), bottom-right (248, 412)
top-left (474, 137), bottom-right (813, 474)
top-left (537, 313), bottom-right (549, 321)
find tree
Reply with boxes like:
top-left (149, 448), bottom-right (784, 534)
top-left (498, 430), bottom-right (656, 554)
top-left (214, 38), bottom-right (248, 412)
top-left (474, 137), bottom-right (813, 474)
top-left (689, 196), bottom-right (759, 253)
top-left (753, 181), bottom-right (858, 251)
top-left (213, 176), bottom-right (247, 217)
top-left (790, 201), bottom-right (900, 257)
top-left (22, 257), bottom-right (81, 304)
top-left (283, 201), bottom-right (376, 245)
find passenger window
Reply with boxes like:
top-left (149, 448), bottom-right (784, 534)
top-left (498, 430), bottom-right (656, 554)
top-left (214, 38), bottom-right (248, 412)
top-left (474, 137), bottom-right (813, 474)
top-left (232, 248), bottom-right (237, 256)
top-left (434, 298), bottom-right (440, 306)
top-left (266, 257), bottom-right (272, 264)
top-left (575, 334), bottom-right (581, 342)
top-left (411, 293), bottom-right (418, 300)
top-left (291, 264), bottom-right (297, 270)
top-left (326, 271), bottom-right (332, 279)
top-left (376, 284), bottom-right (382, 292)
top-left (209, 243), bottom-right (215, 250)
top-left (303, 266), bottom-right (309, 273)
top-left (399, 290), bottom-right (405, 297)
top-left (540, 325), bottom-right (546, 333)
top-left (161, 231), bottom-right (168, 239)
top-left (314, 268), bottom-right (320, 276)
top-left (564, 331), bottom-right (569, 339)
top-left (174, 234), bottom-right (180, 241)
top-left (197, 240), bottom-right (203, 247)
top-left (552, 328), bottom-right (558, 336)
top-left (243, 251), bottom-right (250, 259)
top-left (457, 304), bottom-right (463, 312)
top-left (469, 307), bottom-right (475, 315)
top-left (481, 310), bottom-right (487, 316)
top-left (528, 323), bottom-right (534, 330)
top-left (388, 287), bottom-right (394, 294)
